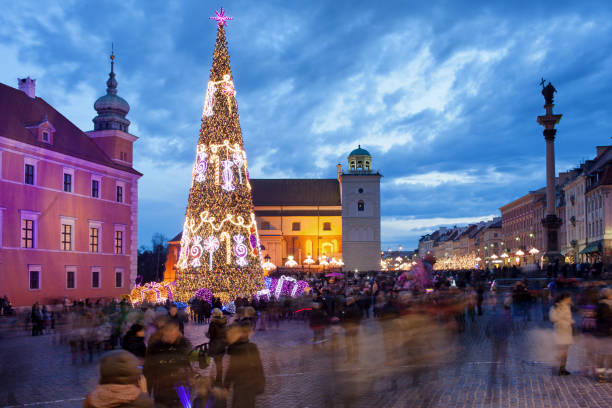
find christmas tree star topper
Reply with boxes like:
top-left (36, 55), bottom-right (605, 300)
top-left (210, 8), bottom-right (233, 26)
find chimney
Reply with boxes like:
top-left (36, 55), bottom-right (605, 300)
top-left (336, 163), bottom-right (342, 180)
top-left (18, 77), bottom-right (36, 98)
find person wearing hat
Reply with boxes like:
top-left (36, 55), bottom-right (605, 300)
top-left (83, 350), bottom-right (153, 408)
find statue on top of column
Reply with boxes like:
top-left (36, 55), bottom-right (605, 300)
top-left (540, 78), bottom-right (557, 105)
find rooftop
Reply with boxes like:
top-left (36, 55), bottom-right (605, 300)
top-left (0, 83), bottom-right (141, 176)
top-left (250, 179), bottom-right (341, 206)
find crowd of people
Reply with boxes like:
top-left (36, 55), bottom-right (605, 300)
top-left (4, 263), bottom-right (611, 407)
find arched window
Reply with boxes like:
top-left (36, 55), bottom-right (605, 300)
top-left (350, 160), bottom-right (356, 170)
top-left (365, 161), bottom-right (370, 170)
top-left (357, 200), bottom-right (364, 212)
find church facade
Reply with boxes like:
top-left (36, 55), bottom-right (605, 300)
top-left (166, 147), bottom-right (382, 276)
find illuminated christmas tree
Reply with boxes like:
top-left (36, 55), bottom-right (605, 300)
top-left (175, 9), bottom-right (264, 302)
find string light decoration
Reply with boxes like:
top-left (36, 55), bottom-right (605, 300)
top-left (175, 10), bottom-right (264, 302)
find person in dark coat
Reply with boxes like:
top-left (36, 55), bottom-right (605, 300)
top-left (341, 297), bottom-right (362, 363)
top-left (208, 308), bottom-right (228, 383)
top-left (83, 350), bottom-right (153, 408)
top-left (143, 321), bottom-right (192, 407)
top-left (202, 301), bottom-right (212, 325)
top-left (224, 324), bottom-right (265, 408)
top-left (168, 303), bottom-right (185, 334)
top-left (122, 324), bottom-right (147, 359)
top-left (31, 302), bottom-right (43, 336)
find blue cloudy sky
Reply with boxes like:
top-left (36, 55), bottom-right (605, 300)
top-left (2, 0), bottom-right (611, 250)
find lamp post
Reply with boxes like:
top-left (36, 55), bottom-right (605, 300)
top-left (537, 79), bottom-right (563, 265)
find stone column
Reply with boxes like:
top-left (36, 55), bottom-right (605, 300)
top-left (537, 83), bottom-right (563, 264)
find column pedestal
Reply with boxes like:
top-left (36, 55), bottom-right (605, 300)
top-left (541, 214), bottom-right (563, 265)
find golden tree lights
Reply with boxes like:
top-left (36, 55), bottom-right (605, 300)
top-left (174, 12), bottom-right (264, 302)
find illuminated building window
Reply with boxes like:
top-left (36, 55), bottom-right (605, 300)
top-left (90, 227), bottom-right (99, 253)
top-left (323, 222), bottom-right (331, 231)
top-left (292, 222), bottom-right (301, 231)
top-left (358, 200), bottom-right (365, 212)
top-left (61, 224), bottom-right (72, 251)
top-left (22, 219), bottom-right (34, 248)
top-left (114, 230), bottom-right (123, 254)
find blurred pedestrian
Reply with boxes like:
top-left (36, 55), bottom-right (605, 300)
top-left (341, 297), bottom-right (361, 363)
top-left (485, 304), bottom-right (512, 382)
top-left (83, 350), bottom-right (153, 408)
top-left (549, 293), bottom-right (574, 376)
top-left (168, 303), bottom-right (185, 334)
top-left (122, 324), bottom-right (146, 359)
top-left (143, 321), bottom-right (192, 407)
top-left (208, 308), bottom-right (228, 384)
top-left (309, 302), bottom-right (328, 348)
top-left (224, 324), bottom-right (265, 408)
top-left (378, 293), bottom-right (400, 365)
top-left (595, 288), bottom-right (612, 382)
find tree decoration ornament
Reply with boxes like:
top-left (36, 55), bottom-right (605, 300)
top-left (175, 13), bottom-right (264, 301)
top-left (194, 149), bottom-right (208, 182)
top-left (202, 236), bottom-right (220, 270)
top-left (203, 81), bottom-right (217, 117)
top-left (233, 234), bottom-right (249, 266)
top-left (190, 236), bottom-right (204, 267)
top-left (221, 159), bottom-right (236, 191)
top-left (220, 232), bottom-right (232, 264)
top-left (209, 7), bottom-right (233, 27)
top-left (233, 151), bottom-right (245, 183)
top-left (194, 288), bottom-right (213, 304)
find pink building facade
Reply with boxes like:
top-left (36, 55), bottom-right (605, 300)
top-left (0, 63), bottom-right (141, 306)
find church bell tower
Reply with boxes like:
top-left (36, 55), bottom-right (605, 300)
top-left (340, 146), bottom-right (382, 272)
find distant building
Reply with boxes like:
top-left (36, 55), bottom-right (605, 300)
top-left (166, 146), bottom-right (382, 278)
top-left (583, 147), bottom-right (612, 263)
top-left (0, 59), bottom-right (141, 306)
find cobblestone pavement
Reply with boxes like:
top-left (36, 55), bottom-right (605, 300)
top-left (1, 310), bottom-right (611, 408)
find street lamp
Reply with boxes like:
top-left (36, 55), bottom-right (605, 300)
top-left (262, 254), bottom-right (276, 274)
top-left (285, 255), bottom-right (298, 268)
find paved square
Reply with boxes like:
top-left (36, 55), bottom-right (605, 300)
top-left (1, 309), bottom-right (611, 407)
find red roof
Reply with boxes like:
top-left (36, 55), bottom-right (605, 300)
top-left (0, 83), bottom-right (141, 176)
